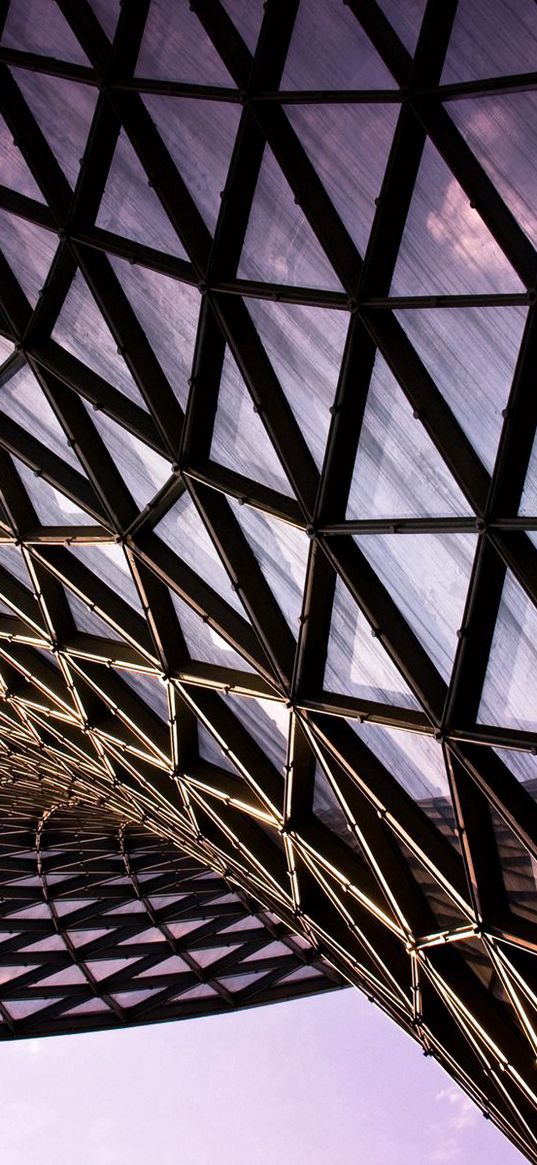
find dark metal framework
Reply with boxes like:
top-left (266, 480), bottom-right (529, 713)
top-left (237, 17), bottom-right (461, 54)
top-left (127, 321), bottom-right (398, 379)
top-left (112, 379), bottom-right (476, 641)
top-left (1, 0), bottom-right (537, 1158)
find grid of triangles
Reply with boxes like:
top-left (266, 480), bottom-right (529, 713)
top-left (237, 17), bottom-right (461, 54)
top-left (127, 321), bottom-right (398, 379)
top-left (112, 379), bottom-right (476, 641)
top-left (2, 0), bottom-right (537, 1159)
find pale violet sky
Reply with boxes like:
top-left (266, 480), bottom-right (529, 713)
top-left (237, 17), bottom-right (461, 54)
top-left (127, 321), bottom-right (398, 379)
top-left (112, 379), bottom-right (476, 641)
top-left (0, 986), bottom-right (525, 1164)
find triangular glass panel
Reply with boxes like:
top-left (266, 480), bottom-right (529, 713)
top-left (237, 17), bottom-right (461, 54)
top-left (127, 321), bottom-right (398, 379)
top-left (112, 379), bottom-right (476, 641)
top-left (450, 93), bottom-right (537, 250)
top-left (0, 543), bottom-right (32, 588)
top-left (519, 431), bottom-right (537, 516)
top-left (493, 746), bottom-right (537, 790)
top-left (142, 96), bottom-right (241, 232)
top-left (169, 590), bottom-right (254, 671)
top-left (6, 999), bottom-right (57, 1020)
top-left (2, 0), bottom-right (90, 63)
top-left (14, 461), bottom-right (95, 526)
top-left (135, 0), bottom-right (234, 83)
top-left (0, 113), bottom-right (43, 201)
top-left (398, 306), bottom-right (526, 475)
top-left (377, 0), bottom-right (426, 52)
top-left (238, 146), bottom-right (343, 291)
top-left (348, 719), bottom-right (451, 804)
top-left (0, 335), bottom-right (15, 363)
top-left (197, 722), bottom-right (238, 775)
top-left (442, 0), bottom-right (537, 83)
top-left (479, 570), bottom-right (537, 731)
top-left (247, 299), bottom-right (348, 469)
top-left (0, 209), bottom-right (57, 305)
top-left (354, 532), bottom-right (477, 681)
top-left (117, 669), bottom-right (169, 721)
top-left (286, 103), bottom-right (398, 256)
top-left (65, 589), bottom-right (122, 640)
top-left (313, 761), bottom-right (360, 851)
top-left (281, 0), bottom-right (395, 88)
top-left (52, 271), bottom-right (147, 407)
top-left (87, 0), bottom-right (121, 40)
top-left (69, 544), bottom-right (145, 613)
top-left (154, 492), bottom-right (244, 615)
top-left (97, 131), bottom-right (188, 258)
top-left (65, 999), bottom-right (111, 1016)
top-left (228, 499), bottom-right (308, 630)
top-left (83, 404), bottom-right (171, 509)
top-left (0, 365), bottom-right (81, 470)
top-left (347, 353), bottom-right (472, 518)
top-left (226, 693), bottom-right (289, 771)
top-left (12, 70), bottom-right (97, 187)
top-left (108, 255), bottom-right (199, 410)
top-left (210, 346), bottom-right (292, 494)
top-left (324, 574), bottom-right (420, 709)
top-left (220, 0), bottom-right (264, 53)
top-left (391, 140), bottom-right (523, 295)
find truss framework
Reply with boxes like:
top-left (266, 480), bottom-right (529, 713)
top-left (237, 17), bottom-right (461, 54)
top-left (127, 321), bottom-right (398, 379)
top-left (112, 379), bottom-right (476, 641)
top-left (1, 0), bottom-right (537, 1159)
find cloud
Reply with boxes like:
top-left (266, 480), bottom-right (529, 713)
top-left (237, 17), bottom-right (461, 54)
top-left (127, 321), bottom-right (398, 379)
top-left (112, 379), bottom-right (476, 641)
top-left (427, 1085), bottom-right (478, 1162)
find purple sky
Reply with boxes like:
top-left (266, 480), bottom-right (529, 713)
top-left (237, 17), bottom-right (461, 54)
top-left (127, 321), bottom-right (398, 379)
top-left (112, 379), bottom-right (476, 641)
top-left (0, 987), bottom-right (525, 1164)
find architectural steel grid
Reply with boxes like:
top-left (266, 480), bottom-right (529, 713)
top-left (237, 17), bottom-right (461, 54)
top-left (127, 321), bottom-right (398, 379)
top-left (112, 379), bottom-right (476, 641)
top-left (1, 0), bottom-right (537, 1158)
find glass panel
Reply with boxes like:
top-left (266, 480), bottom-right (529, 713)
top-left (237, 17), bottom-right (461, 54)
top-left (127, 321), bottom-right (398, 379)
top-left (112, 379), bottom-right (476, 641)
top-left (83, 404), bottom-right (171, 509)
top-left (313, 762), bottom-right (361, 852)
top-left (226, 693), bottom-right (288, 771)
top-left (442, 0), bottom-right (537, 83)
top-left (347, 353), bottom-right (471, 519)
top-left (210, 346), bottom-right (292, 494)
top-left (391, 140), bottom-right (523, 296)
top-left (220, 0), bottom-right (264, 53)
top-left (109, 256), bottom-right (199, 410)
top-left (70, 543), bottom-right (144, 612)
top-left (349, 719), bottom-right (451, 800)
top-left (354, 532), bottom-right (477, 681)
top-left (238, 146), bottom-right (343, 291)
top-left (324, 575), bottom-right (420, 709)
top-left (142, 96), bottom-right (241, 232)
top-left (169, 590), bottom-right (254, 671)
top-left (87, 0), bottom-right (121, 40)
top-left (138, 955), bottom-right (189, 977)
top-left (97, 131), bottom-right (188, 258)
top-left (493, 746), bottom-right (537, 790)
top-left (65, 589), bottom-right (122, 639)
top-left (135, 0), bottom-right (234, 84)
top-left (247, 299), bottom-right (349, 469)
top-left (0, 113), bottom-right (43, 201)
top-left (52, 271), bottom-right (146, 407)
top-left (155, 492), bottom-right (243, 615)
top-left (520, 429), bottom-right (537, 516)
top-left (2, 0), bottom-right (90, 63)
top-left (66, 999), bottom-right (111, 1016)
top-left (0, 543), bottom-right (33, 587)
top-left (6, 999), bottom-right (54, 1020)
top-left (286, 103), bottom-right (398, 257)
top-left (377, 0), bottom-right (426, 53)
top-left (118, 670), bottom-right (169, 721)
top-left (281, 0), bottom-right (395, 89)
top-left (12, 70), bottom-right (97, 187)
top-left (479, 570), bottom-right (537, 731)
top-left (0, 335), bottom-right (15, 363)
top-left (397, 307), bottom-right (526, 474)
top-left (0, 209), bottom-right (57, 305)
top-left (14, 461), bottom-right (95, 526)
top-left (0, 364), bottom-right (80, 470)
top-left (197, 723), bottom-right (237, 774)
top-left (450, 94), bottom-right (537, 251)
top-left (227, 499), bottom-right (309, 630)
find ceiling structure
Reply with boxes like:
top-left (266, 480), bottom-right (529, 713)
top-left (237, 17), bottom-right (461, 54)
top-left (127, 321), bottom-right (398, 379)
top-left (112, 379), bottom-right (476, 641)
top-left (1, 0), bottom-right (537, 1158)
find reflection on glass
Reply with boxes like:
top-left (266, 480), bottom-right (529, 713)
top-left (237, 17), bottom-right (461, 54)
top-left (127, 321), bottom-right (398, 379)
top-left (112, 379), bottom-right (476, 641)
top-left (282, 0), bottom-right (394, 89)
top-left (97, 131), bottom-right (188, 257)
top-left (442, 0), bottom-right (537, 83)
top-left (135, 0), bottom-right (233, 84)
top-left (12, 70), bottom-right (97, 187)
top-left (0, 210), bottom-right (57, 305)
